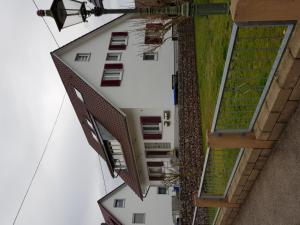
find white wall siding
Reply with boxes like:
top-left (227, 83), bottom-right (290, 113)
top-left (102, 185), bottom-right (174, 225)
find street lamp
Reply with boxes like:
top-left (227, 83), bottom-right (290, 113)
top-left (37, 0), bottom-right (92, 31)
top-left (37, 0), bottom-right (229, 32)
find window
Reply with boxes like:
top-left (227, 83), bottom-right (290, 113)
top-left (157, 186), bottom-right (167, 194)
top-left (86, 118), bottom-right (94, 130)
top-left (145, 23), bottom-right (163, 45)
top-left (101, 64), bottom-right (123, 86)
top-left (143, 52), bottom-right (158, 61)
top-left (132, 213), bottom-right (145, 224)
top-left (74, 88), bottom-right (84, 102)
top-left (114, 199), bottom-right (125, 208)
top-left (144, 142), bottom-right (171, 149)
top-left (106, 52), bottom-right (122, 61)
top-left (75, 53), bottom-right (91, 62)
top-left (109, 32), bottom-right (128, 50)
top-left (91, 131), bottom-right (99, 143)
top-left (140, 116), bottom-right (162, 139)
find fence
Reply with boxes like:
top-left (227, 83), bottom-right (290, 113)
top-left (192, 21), bottom-right (295, 225)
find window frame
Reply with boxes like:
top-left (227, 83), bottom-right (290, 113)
top-left (157, 186), bottom-right (168, 194)
top-left (145, 23), bottom-right (163, 45)
top-left (140, 116), bottom-right (162, 139)
top-left (106, 52), bottom-right (122, 61)
top-left (113, 199), bottom-right (126, 208)
top-left (143, 52), bottom-right (158, 61)
top-left (101, 63), bottom-right (124, 87)
top-left (132, 213), bottom-right (146, 224)
top-left (109, 32), bottom-right (128, 50)
top-left (75, 53), bottom-right (91, 62)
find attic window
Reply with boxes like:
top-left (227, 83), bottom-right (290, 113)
top-left (109, 32), bottom-right (128, 50)
top-left (114, 199), bottom-right (125, 208)
top-left (75, 53), bottom-right (91, 62)
top-left (74, 88), bottom-right (84, 102)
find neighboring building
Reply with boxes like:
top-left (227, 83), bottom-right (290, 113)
top-left (98, 183), bottom-right (175, 225)
top-left (51, 14), bottom-right (178, 200)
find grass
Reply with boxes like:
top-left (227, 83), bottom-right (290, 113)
top-left (193, 1), bottom-right (288, 224)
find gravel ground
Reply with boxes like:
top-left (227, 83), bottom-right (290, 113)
top-left (232, 102), bottom-right (300, 225)
top-left (177, 18), bottom-right (208, 225)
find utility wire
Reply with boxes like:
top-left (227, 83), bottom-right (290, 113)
top-left (13, 93), bottom-right (66, 225)
top-left (32, 0), bottom-right (60, 47)
top-left (12, 1), bottom-right (65, 224)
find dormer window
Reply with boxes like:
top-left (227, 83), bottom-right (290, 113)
top-left (109, 32), bottom-right (128, 50)
top-left (74, 88), bottom-right (84, 102)
top-left (75, 53), bottom-right (91, 62)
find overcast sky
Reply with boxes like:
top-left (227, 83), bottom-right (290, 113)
top-left (0, 0), bottom-right (131, 224)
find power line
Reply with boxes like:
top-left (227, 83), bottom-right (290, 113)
top-left (12, 93), bottom-right (66, 225)
top-left (32, 0), bottom-right (60, 47)
top-left (12, 1), bottom-right (65, 224)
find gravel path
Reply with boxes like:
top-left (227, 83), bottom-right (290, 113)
top-left (177, 19), bottom-right (208, 225)
top-left (233, 103), bottom-right (300, 225)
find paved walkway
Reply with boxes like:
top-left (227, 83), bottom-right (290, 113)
top-left (233, 103), bottom-right (300, 225)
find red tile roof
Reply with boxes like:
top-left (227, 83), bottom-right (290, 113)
top-left (51, 54), bottom-right (143, 200)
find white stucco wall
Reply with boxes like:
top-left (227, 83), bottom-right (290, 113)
top-left (58, 16), bottom-right (175, 109)
top-left (55, 15), bottom-right (177, 191)
top-left (122, 107), bottom-right (176, 189)
top-left (102, 185), bottom-right (174, 225)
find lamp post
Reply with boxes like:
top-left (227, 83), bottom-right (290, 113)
top-left (37, 0), bottom-right (229, 31)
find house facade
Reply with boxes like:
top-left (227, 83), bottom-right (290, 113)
top-left (51, 14), bottom-right (178, 199)
top-left (98, 184), bottom-right (175, 225)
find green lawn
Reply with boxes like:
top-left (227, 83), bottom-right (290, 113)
top-left (194, 0), bottom-right (232, 149)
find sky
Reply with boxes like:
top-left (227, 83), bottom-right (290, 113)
top-left (0, 0), bottom-right (131, 224)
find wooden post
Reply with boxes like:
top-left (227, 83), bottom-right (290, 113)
top-left (206, 130), bottom-right (274, 149)
top-left (231, 0), bottom-right (300, 22)
top-left (194, 197), bottom-right (239, 208)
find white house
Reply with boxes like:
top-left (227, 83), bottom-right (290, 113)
top-left (51, 14), bottom-right (178, 199)
top-left (98, 183), bottom-right (176, 225)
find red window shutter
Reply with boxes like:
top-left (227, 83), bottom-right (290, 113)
top-left (140, 116), bottom-right (161, 124)
top-left (101, 80), bottom-right (121, 86)
top-left (149, 176), bottom-right (164, 181)
top-left (147, 161), bottom-right (164, 167)
top-left (111, 32), bottom-right (128, 36)
top-left (146, 23), bottom-right (163, 30)
top-left (143, 133), bottom-right (162, 139)
top-left (108, 44), bottom-right (126, 50)
top-left (104, 63), bottom-right (123, 69)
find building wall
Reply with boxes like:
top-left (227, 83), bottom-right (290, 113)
top-left (102, 185), bottom-right (174, 225)
top-left (123, 107), bottom-right (176, 189)
top-left (56, 16), bottom-right (177, 191)
top-left (59, 16), bottom-right (175, 109)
